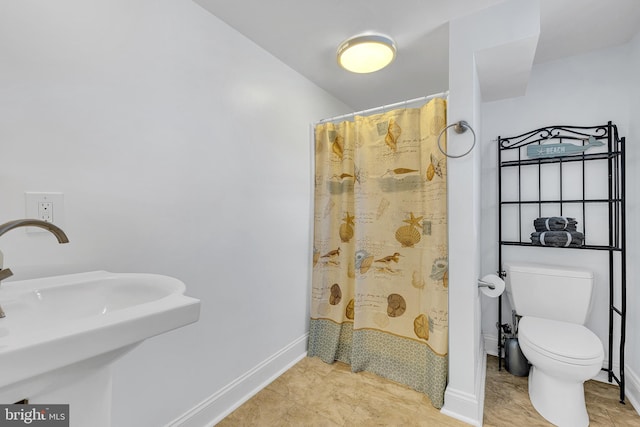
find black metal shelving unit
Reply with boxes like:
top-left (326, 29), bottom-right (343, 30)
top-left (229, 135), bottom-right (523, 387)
top-left (496, 122), bottom-right (626, 403)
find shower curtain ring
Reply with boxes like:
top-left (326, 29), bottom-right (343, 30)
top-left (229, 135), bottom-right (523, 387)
top-left (437, 120), bottom-right (476, 158)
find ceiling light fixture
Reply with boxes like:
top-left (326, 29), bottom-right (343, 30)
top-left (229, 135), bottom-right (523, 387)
top-left (337, 34), bottom-right (397, 73)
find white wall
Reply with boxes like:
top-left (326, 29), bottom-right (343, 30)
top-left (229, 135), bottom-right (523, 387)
top-left (481, 39), bottom-right (637, 402)
top-left (0, 1), bottom-right (349, 426)
top-left (626, 31), bottom-right (640, 407)
top-left (444, 1), bottom-right (539, 425)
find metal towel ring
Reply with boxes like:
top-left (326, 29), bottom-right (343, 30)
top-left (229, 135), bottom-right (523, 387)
top-left (437, 120), bottom-right (476, 158)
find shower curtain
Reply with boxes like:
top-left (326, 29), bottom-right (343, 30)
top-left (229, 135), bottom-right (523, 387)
top-left (308, 98), bottom-right (448, 408)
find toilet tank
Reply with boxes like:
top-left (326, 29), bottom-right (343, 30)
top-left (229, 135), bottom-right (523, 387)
top-left (504, 262), bottom-right (594, 324)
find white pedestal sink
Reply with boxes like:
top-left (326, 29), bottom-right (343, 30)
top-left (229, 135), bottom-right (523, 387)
top-left (0, 271), bottom-right (200, 426)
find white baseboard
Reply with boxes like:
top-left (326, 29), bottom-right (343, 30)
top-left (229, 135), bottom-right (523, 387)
top-left (623, 365), bottom-right (640, 416)
top-left (441, 348), bottom-right (486, 427)
top-left (477, 340), bottom-right (487, 424)
top-left (484, 334), bottom-right (499, 357)
top-left (166, 334), bottom-right (308, 427)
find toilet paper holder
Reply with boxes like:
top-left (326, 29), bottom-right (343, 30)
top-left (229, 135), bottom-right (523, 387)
top-left (477, 279), bottom-right (496, 290)
top-left (478, 274), bottom-right (506, 298)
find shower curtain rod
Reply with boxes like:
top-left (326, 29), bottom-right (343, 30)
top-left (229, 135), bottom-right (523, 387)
top-left (317, 90), bottom-right (449, 124)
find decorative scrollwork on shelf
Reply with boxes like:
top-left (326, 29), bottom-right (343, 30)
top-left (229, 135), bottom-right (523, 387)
top-left (498, 124), bottom-right (610, 150)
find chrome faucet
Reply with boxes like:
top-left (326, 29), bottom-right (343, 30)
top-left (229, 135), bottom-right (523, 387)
top-left (0, 219), bottom-right (69, 318)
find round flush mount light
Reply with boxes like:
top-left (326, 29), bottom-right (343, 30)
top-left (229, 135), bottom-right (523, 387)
top-left (337, 34), bottom-right (397, 73)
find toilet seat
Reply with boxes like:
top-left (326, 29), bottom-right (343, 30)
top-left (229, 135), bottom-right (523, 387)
top-left (518, 316), bottom-right (603, 366)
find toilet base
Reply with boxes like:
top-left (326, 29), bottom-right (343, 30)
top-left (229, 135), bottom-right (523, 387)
top-left (528, 366), bottom-right (589, 427)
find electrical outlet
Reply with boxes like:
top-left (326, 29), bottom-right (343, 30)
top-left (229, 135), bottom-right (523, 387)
top-left (25, 192), bottom-right (65, 233)
top-left (38, 202), bottom-right (53, 222)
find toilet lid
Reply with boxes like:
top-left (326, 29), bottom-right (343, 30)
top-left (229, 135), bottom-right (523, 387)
top-left (518, 317), bottom-right (604, 365)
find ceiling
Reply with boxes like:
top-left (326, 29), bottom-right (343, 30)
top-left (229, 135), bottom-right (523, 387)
top-left (194, 0), bottom-right (640, 112)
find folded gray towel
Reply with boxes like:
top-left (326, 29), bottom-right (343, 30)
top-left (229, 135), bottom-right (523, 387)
top-left (534, 217), bottom-right (577, 232)
top-left (530, 231), bottom-right (584, 247)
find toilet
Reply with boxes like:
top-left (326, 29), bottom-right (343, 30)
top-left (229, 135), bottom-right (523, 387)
top-left (504, 262), bottom-right (604, 427)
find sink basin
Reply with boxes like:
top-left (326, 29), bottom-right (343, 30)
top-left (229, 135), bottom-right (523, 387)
top-left (0, 271), bottom-right (200, 402)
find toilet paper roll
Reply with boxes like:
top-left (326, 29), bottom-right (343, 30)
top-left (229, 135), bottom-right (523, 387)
top-left (479, 274), bottom-right (505, 298)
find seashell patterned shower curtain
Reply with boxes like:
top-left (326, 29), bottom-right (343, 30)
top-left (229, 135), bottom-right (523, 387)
top-left (308, 98), bottom-right (448, 408)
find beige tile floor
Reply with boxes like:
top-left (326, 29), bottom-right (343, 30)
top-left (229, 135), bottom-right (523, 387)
top-left (483, 356), bottom-right (639, 426)
top-left (217, 355), bottom-right (639, 426)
